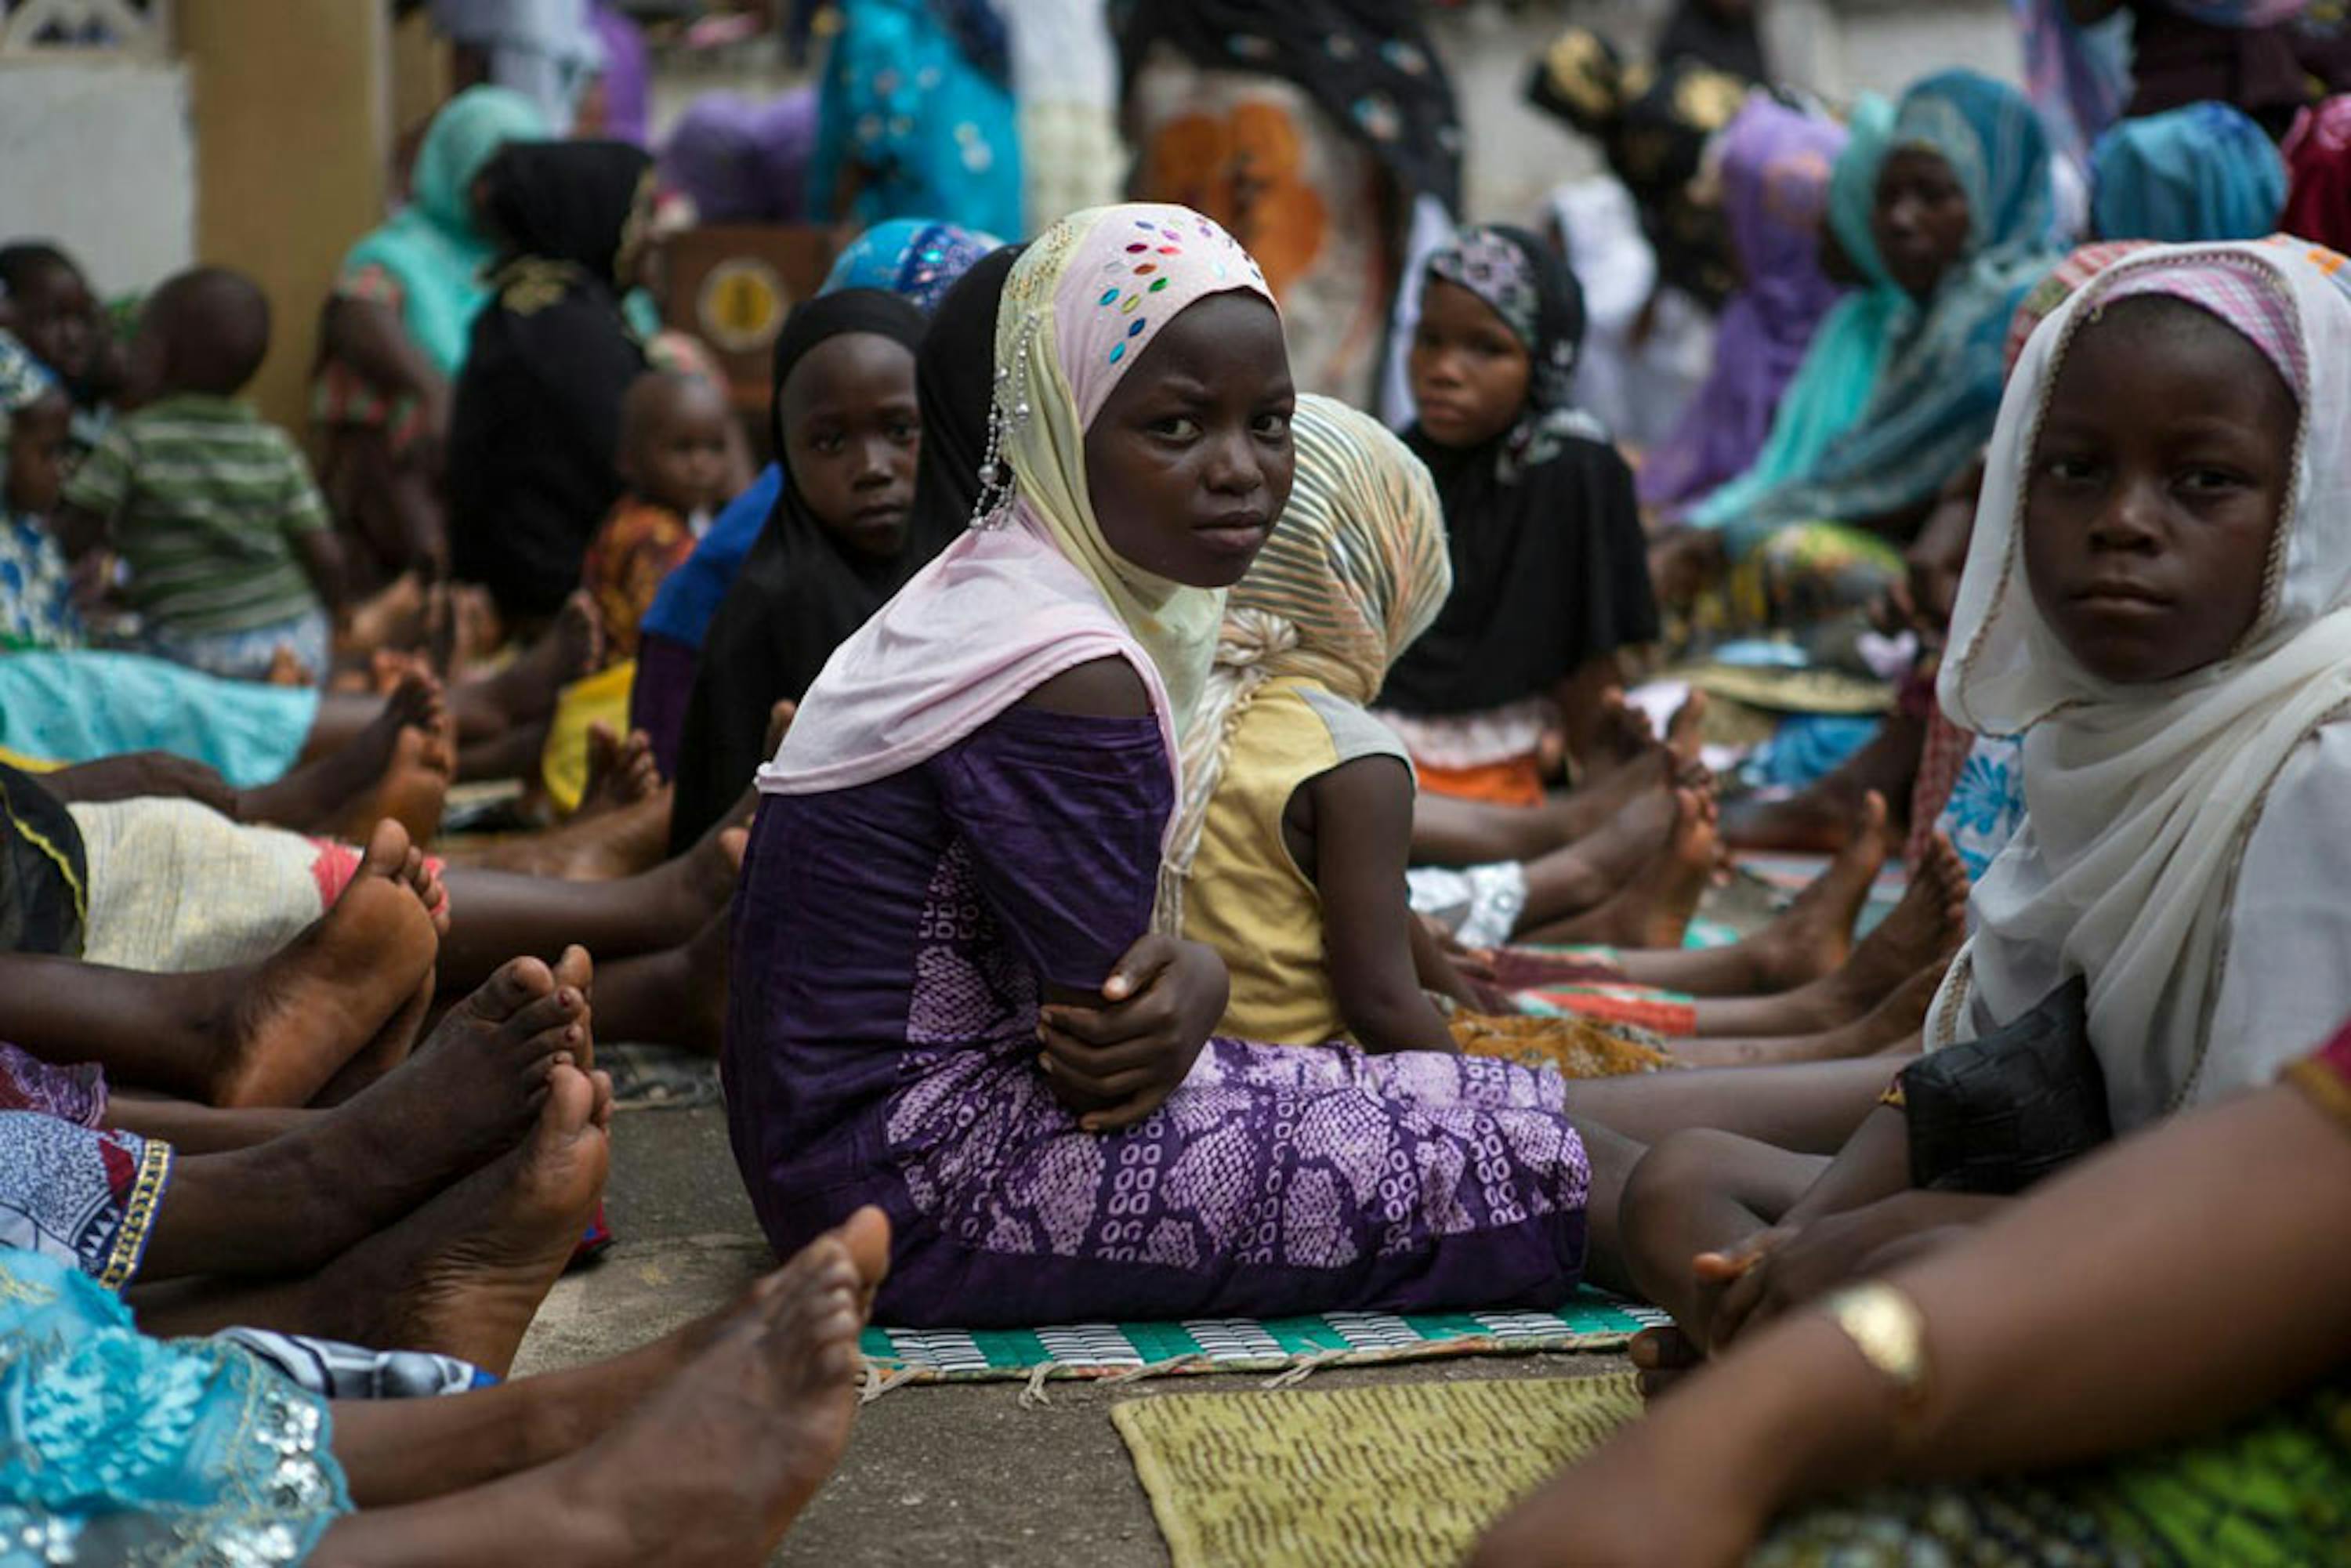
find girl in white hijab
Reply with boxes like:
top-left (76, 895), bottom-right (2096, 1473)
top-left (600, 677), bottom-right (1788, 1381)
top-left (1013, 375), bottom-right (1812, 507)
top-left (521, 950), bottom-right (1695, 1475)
top-left (1931, 237), bottom-right (2351, 1132)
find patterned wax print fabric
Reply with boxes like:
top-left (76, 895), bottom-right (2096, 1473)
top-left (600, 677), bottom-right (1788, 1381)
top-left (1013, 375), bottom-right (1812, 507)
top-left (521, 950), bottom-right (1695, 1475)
top-left (0, 1106), bottom-right (170, 1290)
top-left (724, 705), bottom-right (1592, 1329)
top-left (0, 1248), bottom-right (350, 1563)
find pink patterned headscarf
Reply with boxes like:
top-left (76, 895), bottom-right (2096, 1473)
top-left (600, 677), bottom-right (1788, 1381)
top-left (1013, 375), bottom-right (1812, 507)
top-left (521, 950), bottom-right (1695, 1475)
top-left (2094, 255), bottom-right (2309, 394)
top-left (761, 205), bottom-right (1283, 919)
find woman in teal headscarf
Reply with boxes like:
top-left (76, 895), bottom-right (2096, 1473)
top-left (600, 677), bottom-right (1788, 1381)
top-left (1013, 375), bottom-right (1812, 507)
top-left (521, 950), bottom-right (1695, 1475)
top-left (1682, 94), bottom-right (1906, 533)
top-left (1663, 71), bottom-right (2060, 664)
top-left (806, 0), bottom-right (1024, 239)
top-left (2090, 100), bottom-right (2291, 241)
top-left (312, 85), bottom-right (549, 588)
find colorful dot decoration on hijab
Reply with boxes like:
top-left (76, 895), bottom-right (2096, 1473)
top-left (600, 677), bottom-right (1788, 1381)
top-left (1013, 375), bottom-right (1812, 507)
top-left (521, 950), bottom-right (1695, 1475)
top-left (1427, 226), bottom-right (1545, 349)
top-left (1089, 212), bottom-right (1267, 370)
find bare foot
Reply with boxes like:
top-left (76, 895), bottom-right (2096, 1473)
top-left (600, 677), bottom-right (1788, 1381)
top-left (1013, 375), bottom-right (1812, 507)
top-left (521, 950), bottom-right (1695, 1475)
top-left (1666, 690), bottom-right (1708, 774)
top-left (451, 590), bottom-right (605, 743)
top-left (344, 571), bottom-right (429, 657)
top-left (1817, 831), bottom-right (1968, 1016)
top-left (1630, 1324), bottom-right (1703, 1400)
top-left (595, 901), bottom-right (731, 1056)
top-left (211, 820), bottom-right (442, 1107)
top-left (1677, 958), bottom-right (1949, 1069)
top-left (313, 947), bottom-right (594, 1215)
top-left (1534, 788), bottom-right (1718, 948)
top-left (360, 1061), bottom-right (615, 1375)
top-left (267, 672), bottom-right (446, 836)
top-left (563, 1208), bottom-right (889, 1563)
top-left (1578, 691), bottom-right (1657, 784)
top-left (1720, 712), bottom-right (1926, 853)
top-left (445, 785), bottom-right (678, 882)
top-left (266, 643), bottom-right (313, 687)
top-left (1734, 792), bottom-right (1891, 994)
top-left (339, 714), bottom-right (454, 848)
top-left (575, 725), bottom-right (663, 822)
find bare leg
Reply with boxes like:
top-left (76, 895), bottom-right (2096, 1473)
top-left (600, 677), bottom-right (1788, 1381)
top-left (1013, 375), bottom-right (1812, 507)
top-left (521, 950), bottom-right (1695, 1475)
top-left (0, 821), bottom-right (440, 1105)
top-left (1410, 751), bottom-right (1670, 866)
top-left (133, 953), bottom-right (590, 1282)
top-left (1610, 795), bottom-right (1892, 998)
top-left (1513, 789), bottom-right (1680, 929)
top-left (1619, 1128), bottom-right (1828, 1336)
top-left (1523, 788), bottom-right (1715, 947)
top-left (1672, 965), bottom-right (1941, 1070)
top-left (436, 824), bottom-right (744, 990)
top-left (1674, 833), bottom-right (1966, 1037)
top-left (590, 907), bottom-right (728, 1055)
top-left (241, 675), bottom-right (445, 834)
top-left (1569, 1056), bottom-right (1896, 1156)
top-left (1719, 708), bottom-right (1926, 853)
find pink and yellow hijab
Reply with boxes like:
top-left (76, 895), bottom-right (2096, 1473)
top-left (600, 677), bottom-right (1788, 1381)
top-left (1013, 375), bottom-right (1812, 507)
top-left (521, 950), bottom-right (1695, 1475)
top-left (759, 203), bottom-right (1277, 808)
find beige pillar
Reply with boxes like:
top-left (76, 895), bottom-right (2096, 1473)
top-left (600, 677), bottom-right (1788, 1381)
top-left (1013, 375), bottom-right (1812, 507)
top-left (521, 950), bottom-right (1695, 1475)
top-left (181, 3), bottom-right (392, 433)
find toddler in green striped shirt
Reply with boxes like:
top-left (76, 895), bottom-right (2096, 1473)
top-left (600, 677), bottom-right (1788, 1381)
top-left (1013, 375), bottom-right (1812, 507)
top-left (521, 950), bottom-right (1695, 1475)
top-left (56, 267), bottom-right (346, 683)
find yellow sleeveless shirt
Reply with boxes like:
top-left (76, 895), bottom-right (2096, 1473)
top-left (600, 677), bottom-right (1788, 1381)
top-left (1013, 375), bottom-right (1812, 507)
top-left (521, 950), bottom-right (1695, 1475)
top-left (1183, 676), bottom-right (1413, 1045)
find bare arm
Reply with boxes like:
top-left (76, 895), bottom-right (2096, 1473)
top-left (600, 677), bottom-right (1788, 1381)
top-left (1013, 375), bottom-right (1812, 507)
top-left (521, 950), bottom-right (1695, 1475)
top-left (1477, 1077), bottom-right (2351, 1566)
top-left (295, 528), bottom-right (350, 621)
top-left (326, 296), bottom-right (451, 414)
top-left (1308, 757), bottom-right (1459, 1053)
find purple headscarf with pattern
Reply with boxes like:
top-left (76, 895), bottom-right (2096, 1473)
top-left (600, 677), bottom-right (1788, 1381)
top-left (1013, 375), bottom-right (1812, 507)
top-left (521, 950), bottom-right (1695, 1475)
top-left (1639, 97), bottom-right (1850, 512)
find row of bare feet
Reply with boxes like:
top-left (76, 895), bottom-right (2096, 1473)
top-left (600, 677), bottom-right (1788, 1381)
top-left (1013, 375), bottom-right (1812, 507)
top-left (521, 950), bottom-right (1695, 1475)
top-left (1446, 688), bottom-right (1968, 1066)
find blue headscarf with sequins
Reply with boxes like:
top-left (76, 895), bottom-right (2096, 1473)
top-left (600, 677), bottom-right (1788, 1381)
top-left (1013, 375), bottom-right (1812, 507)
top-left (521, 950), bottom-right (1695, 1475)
top-left (821, 219), bottom-right (1004, 314)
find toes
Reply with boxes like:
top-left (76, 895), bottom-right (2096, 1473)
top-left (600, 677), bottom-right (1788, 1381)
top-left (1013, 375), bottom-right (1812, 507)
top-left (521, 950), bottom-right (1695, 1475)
top-left (471, 957), bottom-right (559, 1019)
top-left (498, 984), bottom-right (587, 1046)
top-left (539, 1062), bottom-right (596, 1138)
top-left (358, 818), bottom-right (415, 880)
top-left (839, 1206), bottom-right (892, 1297)
top-left (551, 944), bottom-right (595, 996)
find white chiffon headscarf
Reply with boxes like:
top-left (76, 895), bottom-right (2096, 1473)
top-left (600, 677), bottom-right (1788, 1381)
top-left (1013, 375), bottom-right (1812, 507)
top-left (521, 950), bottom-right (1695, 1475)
top-left (1927, 238), bottom-right (2351, 1131)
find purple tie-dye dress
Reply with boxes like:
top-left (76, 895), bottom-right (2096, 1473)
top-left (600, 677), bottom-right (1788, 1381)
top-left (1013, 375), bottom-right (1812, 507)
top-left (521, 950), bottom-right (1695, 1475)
top-left (723, 704), bottom-right (1591, 1327)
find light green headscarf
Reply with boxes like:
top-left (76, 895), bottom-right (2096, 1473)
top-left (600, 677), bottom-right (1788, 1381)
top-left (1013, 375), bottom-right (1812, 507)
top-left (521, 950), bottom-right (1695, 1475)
top-left (1688, 93), bottom-right (1907, 535)
top-left (342, 86), bottom-right (549, 377)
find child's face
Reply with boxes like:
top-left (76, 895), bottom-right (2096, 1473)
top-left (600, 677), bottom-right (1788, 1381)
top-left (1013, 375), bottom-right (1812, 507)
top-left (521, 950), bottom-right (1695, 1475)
top-left (1407, 278), bottom-right (1531, 451)
top-left (1872, 149), bottom-right (1971, 302)
top-left (780, 333), bottom-right (921, 559)
top-left (1083, 292), bottom-right (1296, 590)
top-left (14, 262), bottom-right (98, 386)
top-left (2023, 299), bottom-right (2297, 685)
top-left (4, 394), bottom-right (70, 515)
top-left (625, 381), bottom-right (734, 516)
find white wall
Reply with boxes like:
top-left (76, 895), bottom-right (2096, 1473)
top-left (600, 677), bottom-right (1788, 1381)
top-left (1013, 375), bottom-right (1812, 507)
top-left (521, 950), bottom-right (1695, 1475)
top-left (0, 56), bottom-right (196, 296)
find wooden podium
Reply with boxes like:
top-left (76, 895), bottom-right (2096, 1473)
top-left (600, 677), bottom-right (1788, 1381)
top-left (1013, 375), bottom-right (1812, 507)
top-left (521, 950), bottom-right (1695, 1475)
top-left (658, 225), bottom-right (839, 435)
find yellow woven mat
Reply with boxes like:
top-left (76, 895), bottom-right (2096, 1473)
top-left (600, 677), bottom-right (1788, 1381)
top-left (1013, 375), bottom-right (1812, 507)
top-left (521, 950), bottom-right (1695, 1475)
top-left (1112, 1372), bottom-right (1643, 1568)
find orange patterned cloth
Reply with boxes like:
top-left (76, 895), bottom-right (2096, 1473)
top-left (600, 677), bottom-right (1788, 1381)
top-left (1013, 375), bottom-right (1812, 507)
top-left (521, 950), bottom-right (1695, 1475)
top-left (581, 496), bottom-right (697, 665)
top-left (1451, 1011), bottom-right (1679, 1078)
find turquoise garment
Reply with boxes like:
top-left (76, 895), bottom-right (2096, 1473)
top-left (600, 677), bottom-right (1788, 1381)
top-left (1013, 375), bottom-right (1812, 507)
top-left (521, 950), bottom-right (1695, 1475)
top-left (2091, 100), bottom-right (2290, 243)
top-left (341, 86), bottom-right (549, 377)
top-left (1732, 71), bottom-right (2059, 545)
top-left (1692, 96), bottom-right (1907, 536)
top-left (0, 1248), bottom-right (350, 1566)
top-left (808, 0), bottom-right (1023, 239)
top-left (0, 650), bottom-right (314, 785)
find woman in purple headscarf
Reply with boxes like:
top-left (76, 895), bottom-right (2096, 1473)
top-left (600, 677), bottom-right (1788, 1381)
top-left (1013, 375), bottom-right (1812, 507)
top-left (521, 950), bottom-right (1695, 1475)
top-left (658, 89), bottom-right (820, 224)
top-left (1637, 97), bottom-right (1849, 516)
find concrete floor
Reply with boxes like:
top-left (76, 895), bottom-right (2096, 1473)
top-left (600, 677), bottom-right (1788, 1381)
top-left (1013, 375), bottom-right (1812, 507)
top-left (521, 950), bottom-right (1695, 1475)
top-left (514, 1100), bottom-right (1637, 1567)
